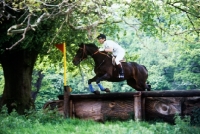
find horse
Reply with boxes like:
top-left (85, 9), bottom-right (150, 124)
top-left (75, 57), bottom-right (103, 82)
top-left (73, 43), bottom-right (151, 94)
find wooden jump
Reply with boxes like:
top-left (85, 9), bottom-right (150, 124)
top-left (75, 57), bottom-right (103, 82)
top-left (44, 88), bottom-right (200, 123)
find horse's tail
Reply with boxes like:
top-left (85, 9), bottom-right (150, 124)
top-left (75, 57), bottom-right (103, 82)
top-left (142, 65), bottom-right (148, 71)
top-left (141, 65), bottom-right (151, 91)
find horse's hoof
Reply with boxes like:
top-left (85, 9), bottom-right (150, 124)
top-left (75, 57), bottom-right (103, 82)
top-left (93, 90), bottom-right (100, 95)
top-left (147, 84), bottom-right (151, 91)
top-left (104, 88), bottom-right (110, 93)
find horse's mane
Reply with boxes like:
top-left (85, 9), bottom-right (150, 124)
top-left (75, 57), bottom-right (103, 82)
top-left (79, 42), bottom-right (111, 56)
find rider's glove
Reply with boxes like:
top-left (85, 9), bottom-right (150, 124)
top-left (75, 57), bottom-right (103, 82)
top-left (99, 48), bottom-right (105, 51)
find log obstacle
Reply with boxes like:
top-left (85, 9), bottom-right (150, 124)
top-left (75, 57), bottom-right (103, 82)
top-left (43, 90), bottom-right (200, 123)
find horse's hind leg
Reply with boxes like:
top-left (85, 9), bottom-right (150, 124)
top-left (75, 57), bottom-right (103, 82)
top-left (97, 83), bottom-right (110, 93)
top-left (127, 79), bottom-right (145, 91)
top-left (146, 83), bottom-right (151, 91)
top-left (96, 74), bottom-right (110, 93)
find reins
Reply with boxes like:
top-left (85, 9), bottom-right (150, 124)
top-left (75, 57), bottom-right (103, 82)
top-left (79, 45), bottom-right (87, 61)
top-left (95, 56), bottom-right (107, 70)
top-left (90, 49), bottom-right (111, 70)
top-left (80, 45), bottom-right (111, 60)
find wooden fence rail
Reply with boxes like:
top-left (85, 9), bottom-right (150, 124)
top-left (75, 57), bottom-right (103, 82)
top-left (44, 89), bottom-right (200, 123)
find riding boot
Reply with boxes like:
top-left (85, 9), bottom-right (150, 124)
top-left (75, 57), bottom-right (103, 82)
top-left (117, 64), bottom-right (124, 79)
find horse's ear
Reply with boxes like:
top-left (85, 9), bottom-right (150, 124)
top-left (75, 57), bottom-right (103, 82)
top-left (79, 43), bottom-right (84, 47)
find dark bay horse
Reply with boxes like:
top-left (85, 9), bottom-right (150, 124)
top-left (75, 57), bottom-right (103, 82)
top-left (73, 43), bottom-right (151, 94)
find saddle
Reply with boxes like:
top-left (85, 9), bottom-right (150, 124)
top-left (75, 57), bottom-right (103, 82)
top-left (112, 56), bottom-right (126, 65)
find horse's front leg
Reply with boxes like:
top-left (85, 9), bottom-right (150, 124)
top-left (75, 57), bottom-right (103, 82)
top-left (88, 75), bottom-right (99, 93)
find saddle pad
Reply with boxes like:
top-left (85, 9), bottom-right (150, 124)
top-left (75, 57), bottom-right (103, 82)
top-left (112, 57), bottom-right (126, 65)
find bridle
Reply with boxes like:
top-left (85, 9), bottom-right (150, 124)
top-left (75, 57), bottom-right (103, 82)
top-left (78, 44), bottom-right (87, 61)
top-left (78, 44), bottom-right (109, 62)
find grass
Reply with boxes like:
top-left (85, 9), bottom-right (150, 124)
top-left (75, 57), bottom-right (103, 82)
top-left (0, 108), bottom-right (200, 134)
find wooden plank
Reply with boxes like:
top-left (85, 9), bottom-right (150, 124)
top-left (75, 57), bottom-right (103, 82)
top-left (142, 90), bottom-right (200, 97)
top-left (73, 99), bottom-right (134, 122)
top-left (70, 92), bottom-right (138, 99)
top-left (73, 99), bottom-right (102, 121)
top-left (182, 97), bottom-right (200, 115)
top-left (70, 90), bottom-right (200, 99)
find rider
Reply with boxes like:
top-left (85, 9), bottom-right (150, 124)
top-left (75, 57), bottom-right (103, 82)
top-left (97, 33), bottom-right (125, 79)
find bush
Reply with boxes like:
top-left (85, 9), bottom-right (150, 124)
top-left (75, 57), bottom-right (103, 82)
top-left (191, 107), bottom-right (200, 126)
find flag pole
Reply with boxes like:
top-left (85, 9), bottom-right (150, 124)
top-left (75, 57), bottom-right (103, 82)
top-left (63, 42), bottom-right (67, 86)
top-left (63, 42), bottom-right (70, 118)
top-left (55, 42), bottom-right (71, 118)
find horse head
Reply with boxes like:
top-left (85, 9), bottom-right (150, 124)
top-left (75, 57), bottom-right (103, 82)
top-left (72, 43), bottom-right (99, 66)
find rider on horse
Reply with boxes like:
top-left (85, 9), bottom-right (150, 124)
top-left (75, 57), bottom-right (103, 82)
top-left (97, 34), bottom-right (125, 79)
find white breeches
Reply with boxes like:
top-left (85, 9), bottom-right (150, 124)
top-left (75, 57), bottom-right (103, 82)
top-left (114, 50), bottom-right (125, 65)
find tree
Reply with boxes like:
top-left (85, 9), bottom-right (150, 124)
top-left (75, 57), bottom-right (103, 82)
top-left (0, 0), bottom-right (127, 114)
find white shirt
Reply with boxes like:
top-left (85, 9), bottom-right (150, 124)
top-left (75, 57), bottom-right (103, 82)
top-left (101, 40), bottom-right (125, 56)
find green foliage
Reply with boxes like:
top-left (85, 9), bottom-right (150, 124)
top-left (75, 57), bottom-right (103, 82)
top-left (0, 106), bottom-right (63, 134)
top-left (34, 72), bottom-right (64, 109)
top-left (126, 0), bottom-right (200, 40)
top-left (173, 115), bottom-right (197, 133)
top-left (1, 106), bottom-right (200, 134)
top-left (0, 67), bottom-right (4, 95)
top-left (191, 107), bottom-right (200, 126)
top-left (173, 42), bottom-right (200, 89)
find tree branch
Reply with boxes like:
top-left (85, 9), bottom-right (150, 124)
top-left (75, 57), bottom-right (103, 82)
top-left (186, 13), bottom-right (199, 36)
top-left (6, 14), bottom-right (32, 50)
top-left (167, 3), bottom-right (200, 18)
top-left (3, 0), bottom-right (122, 49)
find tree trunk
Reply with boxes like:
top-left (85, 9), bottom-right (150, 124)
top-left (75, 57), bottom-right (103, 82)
top-left (31, 70), bottom-right (44, 102)
top-left (0, 49), bottom-right (38, 114)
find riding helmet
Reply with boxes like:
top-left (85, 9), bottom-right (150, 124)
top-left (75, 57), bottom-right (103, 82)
top-left (97, 34), bottom-right (106, 39)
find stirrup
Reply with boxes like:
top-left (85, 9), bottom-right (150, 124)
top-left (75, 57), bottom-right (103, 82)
top-left (118, 74), bottom-right (124, 79)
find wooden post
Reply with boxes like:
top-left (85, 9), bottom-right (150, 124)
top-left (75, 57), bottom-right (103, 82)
top-left (134, 92), bottom-right (142, 121)
top-left (142, 97), bottom-right (146, 120)
top-left (63, 86), bottom-right (71, 118)
top-left (69, 100), bottom-right (73, 118)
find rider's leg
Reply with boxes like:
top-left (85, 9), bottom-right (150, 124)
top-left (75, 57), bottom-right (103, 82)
top-left (117, 63), bottom-right (124, 79)
top-left (115, 52), bottom-right (125, 79)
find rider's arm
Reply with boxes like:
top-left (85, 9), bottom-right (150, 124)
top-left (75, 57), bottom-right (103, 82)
top-left (104, 47), bottom-right (113, 52)
top-left (104, 40), bottom-right (114, 52)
